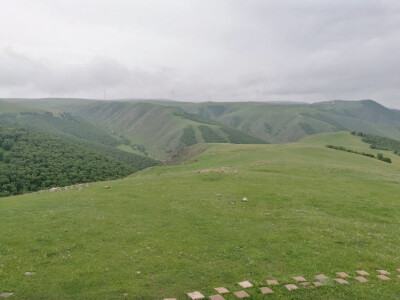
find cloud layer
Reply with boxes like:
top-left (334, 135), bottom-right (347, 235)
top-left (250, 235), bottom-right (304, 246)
top-left (0, 0), bottom-right (400, 107)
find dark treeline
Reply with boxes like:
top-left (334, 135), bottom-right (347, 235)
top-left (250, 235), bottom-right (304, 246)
top-left (326, 144), bottom-right (392, 163)
top-left (180, 124), bottom-right (267, 146)
top-left (220, 126), bottom-right (266, 144)
top-left (0, 126), bottom-right (137, 197)
top-left (181, 126), bottom-right (197, 146)
top-left (351, 131), bottom-right (400, 156)
top-left (198, 125), bottom-right (227, 143)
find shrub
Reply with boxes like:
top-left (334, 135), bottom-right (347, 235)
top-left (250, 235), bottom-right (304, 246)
top-left (326, 145), bottom-right (392, 163)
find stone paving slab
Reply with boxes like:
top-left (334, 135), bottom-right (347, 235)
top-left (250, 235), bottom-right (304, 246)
top-left (209, 295), bottom-right (225, 300)
top-left (234, 291), bottom-right (249, 298)
top-left (214, 287), bottom-right (229, 294)
top-left (284, 284), bottom-right (298, 291)
top-left (354, 276), bottom-right (368, 283)
top-left (260, 287), bottom-right (274, 294)
top-left (377, 275), bottom-right (390, 280)
top-left (187, 291), bottom-right (205, 299)
top-left (356, 270), bottom-right (370, 276)
top-left (334, 278), bottom-right (349, 284)
top-left (313, 281), bottom-right (323, 287)
top-left (293, 276), bottom-right (307, 282)
top-left (238, 281), bottom-right (253, 288)
top-left (336, 272), bottom-right (350, 278)
top-left (266, 279), bottom-right (279, 285)
top-left (315, 274), bottom-right (328, 280)
top-left (167, 266), bottom-right (400, 299)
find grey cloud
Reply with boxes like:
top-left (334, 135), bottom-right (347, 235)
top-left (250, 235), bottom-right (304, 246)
top-left (0, 1), bottom-right (400, 107)
top-left (0, 49), bottom-right (130, 95)
top-left (0, 48), bottom-right (46, 87)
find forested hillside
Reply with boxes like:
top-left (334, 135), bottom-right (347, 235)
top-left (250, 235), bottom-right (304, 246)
top-left (0, 126), bottom-right (135, 196)
top-left (0, 111), bottom-right (159, 169)
top-left (0, 102), bottom-right (160, 197)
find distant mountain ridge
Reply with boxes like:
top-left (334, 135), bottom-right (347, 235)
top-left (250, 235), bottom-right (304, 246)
top-left (2, 98), bottom-right (400, 159)
top-left (159, 99), bottom-right (400, 143)
top-left (0, 99), bottom-right (267, 159)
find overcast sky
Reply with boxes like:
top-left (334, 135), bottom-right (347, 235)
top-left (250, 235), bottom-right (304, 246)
top-left (1, 0), bottom-right (400, 107)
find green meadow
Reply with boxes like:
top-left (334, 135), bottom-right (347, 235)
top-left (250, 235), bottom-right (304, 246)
top-left (1, 132), bottom-right (400, 299)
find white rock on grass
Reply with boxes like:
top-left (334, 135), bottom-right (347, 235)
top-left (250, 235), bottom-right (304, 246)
top-left (1, 292), bottom-right (14, 298)
top-left (24, 272), bottom-right (35, 276)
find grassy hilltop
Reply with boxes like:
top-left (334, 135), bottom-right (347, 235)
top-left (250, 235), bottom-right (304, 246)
top-left (1, 132), bottom-right (400, 299)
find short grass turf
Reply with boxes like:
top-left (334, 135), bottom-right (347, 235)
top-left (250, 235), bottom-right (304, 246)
top-left (1, 132), bottom-right (400, 299)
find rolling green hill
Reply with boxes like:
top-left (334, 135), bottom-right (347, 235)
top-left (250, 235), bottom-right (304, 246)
top-left (1, 132), bottom-right (400, 299)
top-left (159, 99), bottom-right (400, 143)
top-left (9, 99), bottom-right (266, 159)
top-left (4, 98), bottom-right (400, 159)
top-left (8, 97), bottom-right (400, 159)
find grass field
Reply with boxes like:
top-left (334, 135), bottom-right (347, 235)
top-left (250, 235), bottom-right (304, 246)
top-left (1, 132), bottom-right (400, 299)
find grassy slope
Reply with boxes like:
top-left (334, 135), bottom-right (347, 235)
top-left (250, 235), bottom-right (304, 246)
top-left (1, 132), bottom-right (400, 299)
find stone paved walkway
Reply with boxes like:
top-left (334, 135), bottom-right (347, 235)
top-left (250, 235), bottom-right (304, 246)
top-left (178, 267), bottom-right (399, 299)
